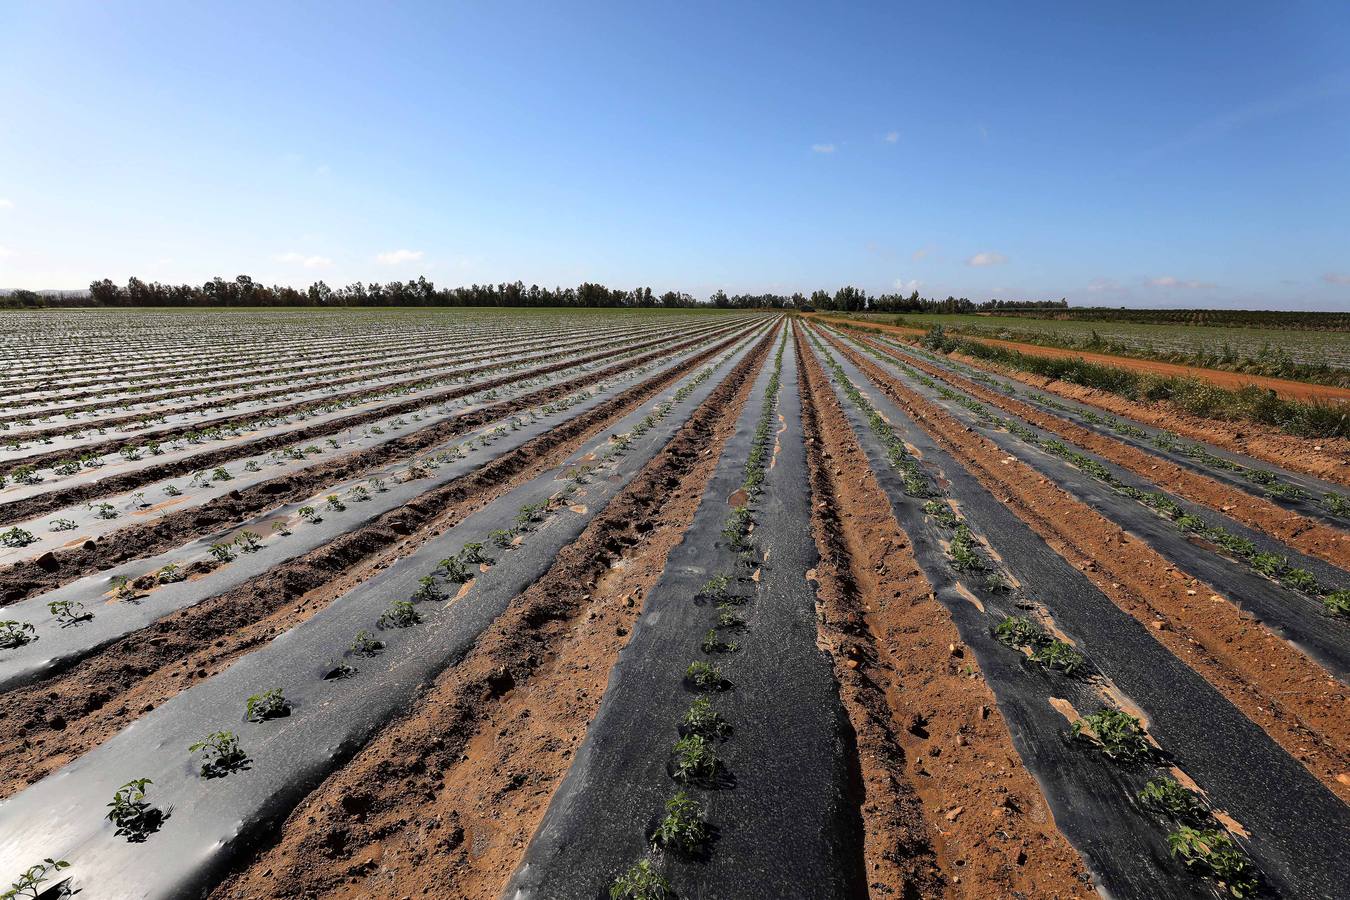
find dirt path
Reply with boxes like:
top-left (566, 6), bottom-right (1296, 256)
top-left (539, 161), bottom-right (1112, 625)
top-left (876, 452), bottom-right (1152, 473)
top-left (811, 314), bottom-right (1350, 404)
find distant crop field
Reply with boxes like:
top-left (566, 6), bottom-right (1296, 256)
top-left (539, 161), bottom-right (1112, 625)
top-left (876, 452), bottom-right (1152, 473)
top-left (879, 312), bottom-right (1350, 370)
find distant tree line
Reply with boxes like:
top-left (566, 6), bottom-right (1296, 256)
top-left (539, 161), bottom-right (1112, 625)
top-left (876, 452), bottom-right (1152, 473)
top-left (0, 276), bottom-right (1070, 312)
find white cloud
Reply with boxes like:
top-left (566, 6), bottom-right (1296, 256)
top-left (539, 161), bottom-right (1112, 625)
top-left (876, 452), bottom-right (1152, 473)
top-left (375, 248), bottom-right (425, 265)
top-left (883, 131), bottom-right (899, 144)
top-left (893, 279), bottom-right (921, 293)
top-left (1148, 275), bottom-right (1215, 289)
top-left (0, 198), bottom-right (12, 209)
top-left (911, 245), bottom-right (934, 262)
top-left (276, 251), bottom-right (333, 269)
top-left (1322, 272), bottom-right (1350, 285)
top-left (967, 251), bottom-right (1007, 267)
top-left (811, 143), bottom-right (836, 154)
top-left (0, 245), bottom-right (12, 258)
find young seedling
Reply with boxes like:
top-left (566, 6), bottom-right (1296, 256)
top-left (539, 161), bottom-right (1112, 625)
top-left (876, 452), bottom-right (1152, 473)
top-left (994, 615), bottom-right (1046, 649)
top-left (0, 620), bottom-right (36, 649)
top-left (489, 528), bottom-right (516, 549)
top-left (700, 628), bottom-right (738, 654)
top-left (2, 857), bottom-right (70, 900)
top-left (105, 778), bottom-right (167, 842)
top-left (1324, 590), bottom-right (1350, 617)
top-left (156, 563), bottom-right (184, 584)
top-left (188, 731), bottom-right (249, 778)
top-left (671, 733), bottom-right (722, 784)
top-left (1071, 708), bottom-right (1152, 762)
top-left (234, 530), bottom-right (262, 553)
top-left (349, 485), bottom-right (370, 503)
top-left (609, 858), bottom-right (671, 900)
top-left (244, 460), bottom-right (261, 472)
top-left (0, 527), bottom-right (36, 548)
top-left (271, 521), bottom-right (291, 536)
top-left (211, 466), bottom-right (232, 482)
top-left (439, 555), bottom-right (471, 583)
top-left (947, 525), bottom-right (985, 572)
top-left (515, 501), bottom-right (546, 529)
top-left (721, 505), bottom-right (753, 551)
top-left (48, 517), bottom-right (77, 532)
top-left (460, 541), bottom-right (488, 564)
top-left (91, 502), bottom-right (118, 520)
top-left (298, 505), bottom-right (321, 524)
top-left (1168, 826), bottom-right (1260, 898)
top-left (698, 574), bottom-right (730, 602)
top-left (413, 574), bottom-right (445, 602)
top-left (48, 599), bottom-right (92, 627)
top-left (351, 629), bottom-right (385, 656)
top-left (715, 607), bottom-right (745, 630)
top-left (163, 483), bottom-right (182, 497)
top-left (325, 494), bottom-right (346, 511)
top-left (1030, 640), bottom-right (1089, 677)
top-left (651, 791), bottom-right (709, 856)
top-left (324, 659), bottom-right (357, 680)
top-left (368, 477), bottom-right (388, 493)
top-left (209, 541), bottom-right (236, 563)
top-left (1138, 778), bottom-right (1209, 825)
top-left (378, 599), bottom-right (421, 629)
top-left (685, 660), bottom-right (726, 692)
top-left (244, 687), bottom-right (290, 722)
top-left (681, 696), bottom-right (731, 739)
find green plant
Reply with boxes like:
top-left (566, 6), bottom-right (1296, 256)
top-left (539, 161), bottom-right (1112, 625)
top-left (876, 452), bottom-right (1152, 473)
top-left (700, 628), bottom-right (738, 654)
top-left (682, 696), bottom-right (731, 739)
top-left (439, 555), bottom-right (470, 583)
top-left (209, 541), bottom-right (236, 563)
top-left (106, 778), bottom-right (166, 841)
top-left (188, 731), bottom-right (249, 777)
top-left (515, 501), bottom-right (546, 529)
top-left (271, 521), bottom-right (291, 536)
top-left (164, 483), bottom-right (182, 497)
top-left (686, 660), bottom-right (725, 691)
top-left (609, 858), bottom-right (671, 900)
top-left (460, 541), bottom-right (488, 563)
top-left (349, 485), bottom-right (370, 502)
top-left (699, 573), bottom-right (730, 600)
top-left (244, 687), bottom-right (290, 722)
top-left (351, 629), bottom-right (385, 656)
top-left (413, 574), bottom-right (444, 601)
top-left (157, 563), bottom-right (184, 584)
top-left (1, 858), bottom-right (70, 900)
top-left (1168, 826), bottom-right (1260, 897)
top-left (298, 505), bottom-right (321, 523)
top-left (671, 733), bottom-right (721, 784)
top-left (91, 501), bottom-right (118, 520)
top-left (379, 599), bottom-right (421, 628)
top-left (1072, 708), bottom-right (1151, 762)
top-left (234, 530), bottom-right (262, 553)
top-left (1030, 641), bottom-right (1089, 677)
top-left (326, 493), bottom-right (345, 511)
top-left (211, 466), bottom-right (232, 481)
top-left (0, 527), bottom-right (35, 548)
top-left (994, 615), bottom-right (1045, 648)
top-left (715, 607), bottom-right (745, 630)
top-left (490, 528), bottom-right (516, 548)
top-left (947, 525), bottom-right (985, 572)
top-left (48, 517), bottom-right (77, 532)
top-left (651, 791), bottom-right (709, 855)
top-left (47, 599), bottom-right (92, 626)
top-left (722, 505), bottom-right (753, 550)
top-left (1324, 590), bottom-right (1350, 617)
top-left (1137, 778), bottom-right (1208, 824)
top-left (0, 621), bottom-right (36, 649)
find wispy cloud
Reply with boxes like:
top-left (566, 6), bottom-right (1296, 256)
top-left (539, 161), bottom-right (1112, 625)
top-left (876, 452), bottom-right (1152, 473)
top-left (1086, 277), bottom-right (1122, 293)
top-left (892, 278), bottom-right (921, 293)
top-left (810, 143), bottom-right (836, 154)
top-left (375, 248), bottom-right (425, 265)
top-left (275, 251), bottom-right (333, 269)
top-left (911, 245), bottom-right (935, 262)
top-left (883, 131), bottom-right (899, 144)
top-left (1148, 275), bottom-right (1215, 289)
top-left (967, 251), bottom-right (1007, 267)
top-left (0, 198), bottom-right (12, 210)
top-left (1322, 272), bottom-right (1350, 285)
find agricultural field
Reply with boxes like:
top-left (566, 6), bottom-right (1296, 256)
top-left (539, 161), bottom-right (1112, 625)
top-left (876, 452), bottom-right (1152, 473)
top-left (0, 308), bottom-right (1347, 900)
top-left (863, 311), bottom-right (1350, 382)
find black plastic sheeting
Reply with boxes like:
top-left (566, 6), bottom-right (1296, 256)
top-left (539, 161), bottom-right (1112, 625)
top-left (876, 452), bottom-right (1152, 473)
top-left (0, 328), bottom-right (769, 900)
top-left (805, 328), bottom-right (1350, 900)
top-left (869, 332), bottom-right (1350, 529)
top-left (836, 330), bottom-right (1350, 681)
top-left (0, 325), bottom-right (759, 694)
top-left (508, 328), bottom-right (865, 899)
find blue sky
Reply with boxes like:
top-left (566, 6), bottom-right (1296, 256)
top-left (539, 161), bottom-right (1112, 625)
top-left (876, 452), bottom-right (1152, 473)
top-left (2, 1), bottom-right (1348, 308)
